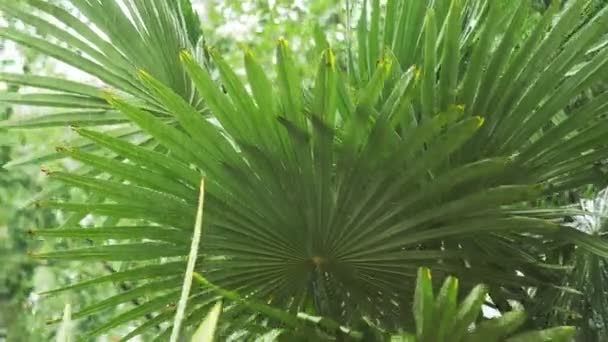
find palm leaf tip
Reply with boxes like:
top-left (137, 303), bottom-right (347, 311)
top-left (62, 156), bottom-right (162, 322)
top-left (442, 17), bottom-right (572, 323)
top-left (277, 37), bottom-right (290, 48)
top-left (137, 69), bottom-right (154, 80)
top-left (325, 48), bottom-right (337, 68)
top-left (180, 50), bottom-right (195, 62)
top-left (101, 91), bottom-right (118, 105)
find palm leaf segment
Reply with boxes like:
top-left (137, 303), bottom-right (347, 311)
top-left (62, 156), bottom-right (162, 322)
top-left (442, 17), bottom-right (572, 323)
top-left (4, 0), bottom-right (608, 338)
top-left (0, 0), bottom-right (204, 167)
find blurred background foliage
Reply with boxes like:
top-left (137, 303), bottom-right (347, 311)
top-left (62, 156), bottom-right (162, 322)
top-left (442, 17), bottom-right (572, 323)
top-left (1, 0), bottom-right (608, 340)
top-left (0, 11), bottom-right (114, 340)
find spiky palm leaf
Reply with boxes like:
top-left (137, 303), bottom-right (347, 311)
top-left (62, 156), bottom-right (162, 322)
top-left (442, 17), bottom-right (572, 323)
top-left (0, 0), bottom-right (204, 168)
top-left (354, 0), bottom-right (608, 190)
top-left (3, 0), bottom-right (608, 339)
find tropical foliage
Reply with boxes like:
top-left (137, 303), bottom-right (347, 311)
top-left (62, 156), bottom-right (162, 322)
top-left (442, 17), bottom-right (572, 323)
top-left (185, 268), bottom-right (578, 341)
top-left (397, 268), bottom-right (574, 342)
top-left (2, 0), bottom-right (608, 340)
top-left (543, 187), bottom-right (608, 341)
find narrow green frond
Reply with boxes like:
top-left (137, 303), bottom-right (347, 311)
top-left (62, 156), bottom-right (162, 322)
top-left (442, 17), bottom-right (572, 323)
top-left (171, 180), bottom-right (206, 342)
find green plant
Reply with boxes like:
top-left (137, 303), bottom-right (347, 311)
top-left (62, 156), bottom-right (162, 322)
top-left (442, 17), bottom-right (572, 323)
top-left (398, 268), bottom-right (575, 342)
top-left (186, 267), bottom-right (576, 341)
top-left (2, 0), bottom-right (608, 339)
top-left (532, 187), bottom-right (608, 341)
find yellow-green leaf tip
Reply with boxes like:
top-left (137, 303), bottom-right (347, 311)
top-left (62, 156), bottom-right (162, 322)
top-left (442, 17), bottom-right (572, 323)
top-left (325, 49), bottom-right (336, 68)
top-left (475, 116), bottom-right (485, 127)
top-left (277, 37), bottom-right (289, 48)
top-left (193, 272), bottom-right (209, 286)
top-left (137, 69), bottom-right (152, 81)
top-left (378, 58), bottom-right (392, 76)
top-left (179, 50), bottom-right (193, 63)
top-left (101, 91), bottom-right (118, 105)
top-left (244, 49), bottom-right (255, 60)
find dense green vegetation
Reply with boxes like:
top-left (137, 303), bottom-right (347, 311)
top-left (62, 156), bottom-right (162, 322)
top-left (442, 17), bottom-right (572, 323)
top-left (2, 0), bottom-right (608, 340)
